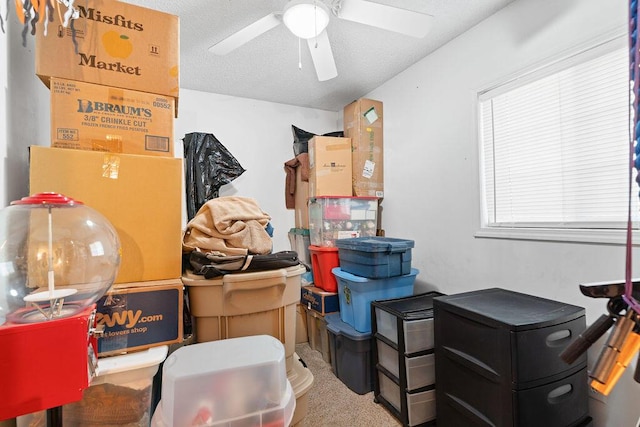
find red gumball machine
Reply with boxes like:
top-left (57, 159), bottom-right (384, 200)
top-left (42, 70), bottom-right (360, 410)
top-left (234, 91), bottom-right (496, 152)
top-left (0, 193), bottom-right (121, 424)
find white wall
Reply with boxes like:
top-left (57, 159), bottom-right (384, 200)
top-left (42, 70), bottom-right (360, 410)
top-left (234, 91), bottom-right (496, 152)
top-left (3, 5), bottom-right (50, 208)
top-left (368, 0), bottom-right (637, 425)
top-left (173, 89), bottom-right (339, 251)
top-left (1, 3), bottom-right (7, 208)
top-left (1, 19), bottom-right (339, 254)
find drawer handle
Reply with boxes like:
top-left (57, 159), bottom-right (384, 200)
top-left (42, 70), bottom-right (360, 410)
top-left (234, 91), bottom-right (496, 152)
top-left (546, 329), bottom-right (571, 347)
top-left (547, 384), bottom-right (573, 404)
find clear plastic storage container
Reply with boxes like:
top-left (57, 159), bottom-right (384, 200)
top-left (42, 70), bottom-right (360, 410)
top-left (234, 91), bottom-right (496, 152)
top-left (155, 335), bottom-right (293, 427)
top-left (308, 196), bottom-right (378, 247)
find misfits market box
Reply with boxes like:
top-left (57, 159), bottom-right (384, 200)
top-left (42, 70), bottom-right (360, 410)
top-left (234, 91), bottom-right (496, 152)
top-left (344, 99), bottom-right (384, 198)
top-left (29, 146), bottom-right (182, 284)
top-left (96, 278), bottom-right (183, 356)
top-left (50, 78), bottom-right (174, 157)
top-left (35, 0), bottom-right (179, 111)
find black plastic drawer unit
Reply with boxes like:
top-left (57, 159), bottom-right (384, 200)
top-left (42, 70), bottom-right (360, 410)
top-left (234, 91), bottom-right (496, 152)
top-left (434, 288), bottom-right (591, 427)
top-left (372, 291), bottom-right (444, 426)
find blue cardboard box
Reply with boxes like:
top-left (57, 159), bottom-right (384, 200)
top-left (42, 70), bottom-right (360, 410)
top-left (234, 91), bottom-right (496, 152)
top-left (301, 285), bottom-right (339, 315)
top-left (96, 278), bottom-right (183, 356)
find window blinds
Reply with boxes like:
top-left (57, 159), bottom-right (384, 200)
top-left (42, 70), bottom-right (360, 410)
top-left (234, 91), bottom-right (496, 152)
top-left (480, 45), bottom-right (637, 228)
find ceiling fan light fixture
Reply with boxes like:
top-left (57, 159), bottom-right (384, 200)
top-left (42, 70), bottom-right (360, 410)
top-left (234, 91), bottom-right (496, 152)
top-left (283, 0), bottom-right (330, 39)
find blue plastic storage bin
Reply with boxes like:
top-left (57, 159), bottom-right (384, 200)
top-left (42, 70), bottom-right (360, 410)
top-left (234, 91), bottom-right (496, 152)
top-left (332, 267), bottom-right (418, 333)
top-left (335, 237), bottom-right (414, 279)
top-left (325, 312), bottom-right (374, 394)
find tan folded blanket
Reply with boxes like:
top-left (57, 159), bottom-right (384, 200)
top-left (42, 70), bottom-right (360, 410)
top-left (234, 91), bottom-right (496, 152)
top-left (183, 196), bottom-right (272, 256)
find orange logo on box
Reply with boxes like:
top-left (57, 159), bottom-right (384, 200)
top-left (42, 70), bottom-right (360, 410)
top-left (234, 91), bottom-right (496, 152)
top-left (102, 31), bottom-right (133, 58)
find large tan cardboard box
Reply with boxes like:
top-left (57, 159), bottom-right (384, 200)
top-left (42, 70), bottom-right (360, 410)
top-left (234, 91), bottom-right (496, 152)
top-left (308, 136), bottom-right (352, 197)
top-left (96, 278), bottom-right (184, 356)
top-left (50, 78), bottom-right (174, 157)
top-left (344, 99), bottom-right (384, 198)
top-left (29, 146), bottom-right (182, 284)
top-left (35, 0), bottom-right (179, 112)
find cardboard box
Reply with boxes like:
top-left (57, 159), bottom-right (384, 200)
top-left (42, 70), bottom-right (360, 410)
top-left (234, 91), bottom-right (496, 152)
top-left (344, 99), bottom-right (384, 198)
top-left (301, 285), bottom-right (340, 315)
top-left (35, 0), bottom-right (179, 112)
top-left (50, 78), bottom-right (174, 157)
top-left (304, 304), bottom-right (331, 363)
top-left (29, 146), bottom-right (182, 284)
top-left (294, 165), bottom-right (310, 228)
top-left (308, 136), bottom-right (352, 197)
top-left (296, 303), bottom-right (309, 344)
top-left (95, 279), bottom-right (183, 356)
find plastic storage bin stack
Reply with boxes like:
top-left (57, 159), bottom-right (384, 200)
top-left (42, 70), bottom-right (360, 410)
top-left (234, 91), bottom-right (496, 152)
top-left (182, 265), bottom-right (314, 425)
top-left (151, 336), bottom-right (295, 427)
top-left (372, 292), bottom-right (444, 426)
top-left (332, 235), bottom-right (418, 334)
top-left (325, 312), bottom-right (375, 394)
top-left (18, 346), bottom-right (168, 427)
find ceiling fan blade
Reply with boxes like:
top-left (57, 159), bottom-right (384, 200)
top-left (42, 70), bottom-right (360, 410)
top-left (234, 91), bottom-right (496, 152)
top-left (209, 13), bottom-right (281, 55)
top-left (338, 0), bottom-right (433, 38)
top-left (307, 30), bottom-right (338, 82)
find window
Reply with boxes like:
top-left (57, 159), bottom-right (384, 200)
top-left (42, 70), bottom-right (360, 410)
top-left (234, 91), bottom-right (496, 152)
top-left (477, 37), bottom-right (638, 244)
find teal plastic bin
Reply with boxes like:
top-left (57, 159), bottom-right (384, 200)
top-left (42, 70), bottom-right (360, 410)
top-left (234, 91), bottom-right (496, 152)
top-left (335, 237), bottom-right (414, 279)
top-left (332, 267), bottom-right (418, 333)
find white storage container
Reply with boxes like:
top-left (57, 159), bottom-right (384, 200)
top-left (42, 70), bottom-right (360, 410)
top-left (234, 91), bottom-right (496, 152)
top-left (18, 346), bottom-right (168, 427)
top-left (156, 335), bottom-right (290, 427)
top-left (152, 383), bottom-right (295, 427)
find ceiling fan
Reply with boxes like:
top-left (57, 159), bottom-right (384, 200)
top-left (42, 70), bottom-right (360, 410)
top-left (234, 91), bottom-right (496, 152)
top-left (208, 0), bottom-right (433, 82)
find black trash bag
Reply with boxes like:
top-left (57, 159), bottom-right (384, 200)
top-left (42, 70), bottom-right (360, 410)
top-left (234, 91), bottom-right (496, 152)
top-left (292, 125), bottom-right (344, 156)
top-left (183, 132), bottom-right (246, 221)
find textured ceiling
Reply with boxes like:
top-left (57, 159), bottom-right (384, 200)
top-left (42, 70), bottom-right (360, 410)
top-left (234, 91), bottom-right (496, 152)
top-left (121, 0), bottom-right (515, 111)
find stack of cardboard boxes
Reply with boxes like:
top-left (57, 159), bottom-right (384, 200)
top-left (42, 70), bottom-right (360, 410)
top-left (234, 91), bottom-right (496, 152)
top-left (297, 98), bottom-right (385, 362)
top-left (21, 4), bottom-right (183, 424)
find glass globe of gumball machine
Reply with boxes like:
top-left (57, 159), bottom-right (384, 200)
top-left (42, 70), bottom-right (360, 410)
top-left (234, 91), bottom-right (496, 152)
top-left (0, 193), bottom-right (120, 424)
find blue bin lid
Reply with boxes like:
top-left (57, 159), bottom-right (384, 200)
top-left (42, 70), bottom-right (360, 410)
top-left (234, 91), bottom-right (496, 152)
top-left (325, 312), bottom-right (372, 340)
top-left (332, 266), bottom-right (419, 283)
top-left (371, 291), bottom-right (445, 320)
top-left (335, 237), bottom-right (415, 253)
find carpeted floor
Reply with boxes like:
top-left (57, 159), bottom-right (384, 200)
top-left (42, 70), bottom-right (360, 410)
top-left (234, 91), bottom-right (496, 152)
top-left (295, 342), bottom-right (402, 427)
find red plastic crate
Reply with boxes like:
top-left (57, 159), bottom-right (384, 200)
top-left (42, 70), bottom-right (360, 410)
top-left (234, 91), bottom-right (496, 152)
top-left (309, 245), bottom-right (340, 292)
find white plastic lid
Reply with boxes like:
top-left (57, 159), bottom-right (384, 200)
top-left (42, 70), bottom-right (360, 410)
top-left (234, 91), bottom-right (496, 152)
top-left (96, 345), bottom-right (169, 377)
